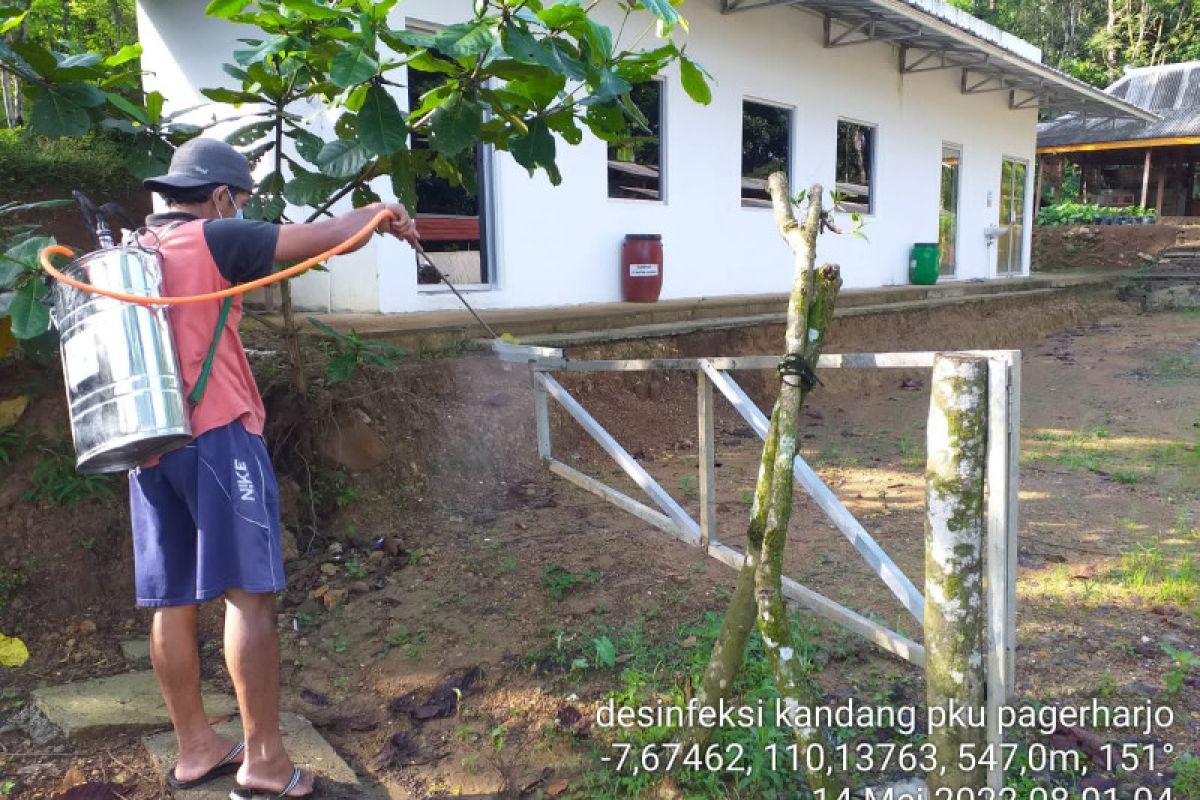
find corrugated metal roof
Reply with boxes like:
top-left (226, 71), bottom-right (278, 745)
top-left (723, 0), bottom-right (1153, 121)
top-left (1038, 61), bottom-right (1200, 148)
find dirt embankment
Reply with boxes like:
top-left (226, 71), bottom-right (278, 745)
top-left (1032, 224), bottom-right (1184, 272)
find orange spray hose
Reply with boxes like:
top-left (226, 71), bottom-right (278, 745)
top-left (37, 209), bottom-right (395, 306)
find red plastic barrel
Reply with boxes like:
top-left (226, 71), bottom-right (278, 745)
top-left (621, 234), bottom-right (663, 303)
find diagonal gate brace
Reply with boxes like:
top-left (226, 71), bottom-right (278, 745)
top-left (700, 361), bottom-right (926, 623)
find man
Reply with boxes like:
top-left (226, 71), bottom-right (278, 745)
top-left (133, 137), bottom-right (417, 798)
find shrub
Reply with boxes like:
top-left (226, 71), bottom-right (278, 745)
top-left (0, 129), bottom-right (138, 198)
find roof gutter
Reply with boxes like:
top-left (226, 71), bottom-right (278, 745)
top-left (860, 0), bottom-right (1157, 122)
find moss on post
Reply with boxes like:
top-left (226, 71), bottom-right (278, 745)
top-left (924, 354), bottom-right (989, 794)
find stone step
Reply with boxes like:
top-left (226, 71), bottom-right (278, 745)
top-left (31, 670), bottom-right (237, 739)
top-left (143, 713), bottom-right (372, 799)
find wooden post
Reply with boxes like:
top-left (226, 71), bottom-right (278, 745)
top-left (925, 354), bottom-right (989, 795)
top-left (697, 368), bottom-right (717, 550)
top-left (534, 374), bottom-right (551, 461)
top-left (1156, 151), bottom-right (1167, 216)
top-left (1141, 148), bottom-right (1153, 209)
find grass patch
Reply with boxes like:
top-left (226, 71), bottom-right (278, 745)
top-left (1117, 541), bottom-right (1199, 606)
top-left (1025, 426), bottom-right (1200, 495)
top-left (1150, 352), bottom-right (1200, 383)
top-left (541, 564), bottom-right (604, 600)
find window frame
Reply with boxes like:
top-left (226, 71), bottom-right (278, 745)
top-left (740, 96), bottom-right (795, 210)
top-left (405, 19), bottom-right (498, 294)
top-left (834, 117), bottom-right (878, 217)
top-left (607, 78), bottom-right (667, 204)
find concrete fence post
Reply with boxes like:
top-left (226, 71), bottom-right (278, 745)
top-left (925, 354), bottom-right (989, 793)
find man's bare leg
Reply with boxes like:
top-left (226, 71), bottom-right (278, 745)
top-left (225, 589), bottom-right (314, 795)
top-left (150, 605), bottom-right (242, 782)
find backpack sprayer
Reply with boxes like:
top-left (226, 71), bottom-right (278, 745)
top-left (38, 202), bottom-right (549, 474)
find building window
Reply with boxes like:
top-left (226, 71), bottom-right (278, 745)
top-left (741, 99), bottom-right (792, 208)
top-left (608, 81), bottom-right (663, 201)
top-left (836, 120), bottom-right (875, 214)
top-left (406, 29), bottom-right (491, 288)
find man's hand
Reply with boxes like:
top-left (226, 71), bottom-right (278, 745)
top-left (375, 202), bottom-right (419, 245)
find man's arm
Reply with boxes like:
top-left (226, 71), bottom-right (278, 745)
top-left (274, 202), bottom-right (418, 262)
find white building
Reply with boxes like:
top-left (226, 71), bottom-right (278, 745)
top-left (135, 0), bottom-right (1149, 315)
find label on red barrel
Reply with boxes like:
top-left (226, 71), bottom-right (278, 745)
top-left (629, 263), bottom-right (659, 277)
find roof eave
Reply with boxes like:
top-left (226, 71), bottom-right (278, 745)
top-left (721, 0), bottom-right (1157, 123)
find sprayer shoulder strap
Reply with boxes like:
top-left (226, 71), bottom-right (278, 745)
top-left (189, 296), bottom-right (234, 405)
top-left (153, 219), bottom-right (230, 406)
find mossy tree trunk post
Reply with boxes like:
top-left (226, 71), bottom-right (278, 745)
top-left (924, 354), bottom-right (989, 794)
top-left (689, 174), bottom-right (843, 796)
top-left (752, 176), bottom-right (842, 796)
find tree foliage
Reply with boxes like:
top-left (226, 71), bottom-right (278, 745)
top-left (947, 0), bottom-right (1200, 85)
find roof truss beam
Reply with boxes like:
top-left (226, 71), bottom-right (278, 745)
top-left (822, 13), bottom-right (925, 48)
top-left (900, 45), bottom-right (989, 73)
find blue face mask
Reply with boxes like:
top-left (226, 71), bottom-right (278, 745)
top-left (226, 188), bottom-right (244, 220)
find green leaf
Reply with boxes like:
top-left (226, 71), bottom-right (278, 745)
top-left (432, 22), bottom-right (497, 58)
top-left (357, 85), bottom-right (408, 157)
top-left (0, 260), bottom-right (21, 290)
top-left (11, 42), bottom-right (56, 76)
top-left (390, 149), bottom-right (429, 211)
top-left (201, 87), bottom-right (266, 105)
top-left (145, 91), bottom-right (164, 125)
top-left (291, 129), bottom-right (326, 164)
top-left (2, 236), bottom-right (55, 276)
top-left (205, 0), bottom-right (251, 19)
top-left (28, 91), bottom-right (90, 138)
top-left (379, 28), bottom-right (435, 50)
top-left (104, 44), bottom-right (143, 67)
top-left (584, 69), bottom-right (631, 105)
top-left (544, 109), bottom-right (583, 145)
top-left (509, 119), bottom-right (554, 174)
top-left (8, 281), bottom-right (49, 340)
top-left (331, 44), bottom-right (379, 88)
top-left (537, 4), bottom-right (588, 30)
top-left (104, 92), bottom-right (149, 126)
top-left (404, 51), bottom-right (462, 76)
top-left (225, 120), bottom-right (276, 146)
top-left (351, 184), bottom-right (381, 208)
top-left (283, 171), bottom-right (342, 206)
top-left (679, 56), bottom-right (712, 105)
top-left (638, 0), bottom-right (681, 26)
top-left (280, 0), bottom-right (344, 20)
top-left (0, 10), bottom-right (26, 35)
top-left (234, 35), bottom-right (288, 67)
top-left (315, 139), bottom-right (369, 179)
top-left (504, 72), bottom-right (566, 108)
top-left (582, 20), bottom-right (613, 63)
top-left (56, 82), bottom-right (106, 109)
top-left (0, 292), bottom-right (13, 317)
top-left (429, 92), bottom-right (481, 157)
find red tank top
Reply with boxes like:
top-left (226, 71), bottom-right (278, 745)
top-left (151, 220), bottom-right (266, 440)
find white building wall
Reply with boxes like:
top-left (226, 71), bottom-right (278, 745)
top-left (137, 0), bottom-right (1037, 314)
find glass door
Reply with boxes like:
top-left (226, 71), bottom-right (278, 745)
top-left (997, 158), bottom-right (1027, 276)
top-left (939, 144), bottom-right (961, 276)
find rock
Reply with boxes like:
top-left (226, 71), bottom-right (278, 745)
top-left (349, 581), bottom-right (370, 594)
top-left (2, 703), bottom-right (61, 745)
top-left (77, 620), bottom-right (97, 637)
top-left (32, 672), bottom-right (236, 739)
top-left (318, 408), bottom-right (390, 472)
top-left (118, 638), bottom-right (151, 668)
top-left (144, 713), bottom-right (366, 799)
top-left (280, 527), bottom-right (300, 562)
top-left (277, 477), bottom-right (304, 529)
top-left (320, 563), bottom-right (338, 576)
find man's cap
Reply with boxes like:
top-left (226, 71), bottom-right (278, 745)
top-left (143, 138), bottom-right (255, 194)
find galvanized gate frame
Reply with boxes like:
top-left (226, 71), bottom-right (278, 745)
top-left (509, 349), bottom-right (1019, 783)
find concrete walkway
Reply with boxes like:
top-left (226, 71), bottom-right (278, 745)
top-left (280, 272), bottom-right (1118, 351)
top-left (29, 671), bottom-right (367, 798)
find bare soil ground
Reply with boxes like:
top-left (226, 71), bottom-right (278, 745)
top-left (1032, 224), bottom-right (1182, 272)
top-left (1, 288), bottom-right (1198, 799)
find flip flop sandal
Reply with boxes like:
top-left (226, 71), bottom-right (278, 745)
top-left (229, 767), bottom-right (316, 799)
top-left (166, 740), bottom-right (246, 789)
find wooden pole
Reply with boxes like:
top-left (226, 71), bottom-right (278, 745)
top-left (1141, 148), bottom-right (1153, 208)
top-left (1155, 150), bottom-right (1167, 215)
top-left (925, 354), bottom-right (989, 795)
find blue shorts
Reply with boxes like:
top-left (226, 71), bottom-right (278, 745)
top-left (129, 420), bottom-right (286, 607)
